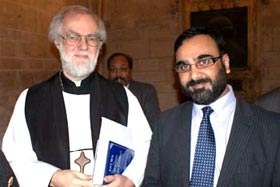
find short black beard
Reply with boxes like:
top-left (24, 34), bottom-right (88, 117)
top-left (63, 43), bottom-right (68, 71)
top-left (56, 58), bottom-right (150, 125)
top-left (181, 66), bottom-right (227, 105)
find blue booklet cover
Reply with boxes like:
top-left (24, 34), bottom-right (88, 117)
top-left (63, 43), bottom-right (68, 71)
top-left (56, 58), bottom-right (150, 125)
top-left (103, 141), bottom-right (134, 185)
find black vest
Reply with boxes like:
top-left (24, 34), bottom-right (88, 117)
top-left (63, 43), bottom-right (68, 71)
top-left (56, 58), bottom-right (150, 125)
top-left (0, 150), bottom-right (19, 187)
top-left (25, 72), bottom-right (128, 169)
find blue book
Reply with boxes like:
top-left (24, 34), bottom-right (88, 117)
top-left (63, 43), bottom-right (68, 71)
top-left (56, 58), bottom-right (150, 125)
top-left (103, 141), bottom-right (134, 185)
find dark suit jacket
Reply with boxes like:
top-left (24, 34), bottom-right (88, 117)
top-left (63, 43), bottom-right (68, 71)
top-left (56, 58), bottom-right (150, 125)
top-left (254, 87), bottom-right (280, 113)
top-left (142, 98), bottom-right (280, 187)
top-left (0, 150), bottom-right (19, 187)
top-left (129, 80), bottom-right (160, 127)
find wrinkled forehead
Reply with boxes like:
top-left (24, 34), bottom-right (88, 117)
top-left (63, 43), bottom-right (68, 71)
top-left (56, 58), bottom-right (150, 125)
top-left (61, 12), bottom-right (98, 34)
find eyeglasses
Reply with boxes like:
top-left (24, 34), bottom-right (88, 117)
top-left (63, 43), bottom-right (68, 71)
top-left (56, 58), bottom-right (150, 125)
top-left (60, 33), bottom-right (102, 47)
top-left (175, 55), bottom-right (222, 73)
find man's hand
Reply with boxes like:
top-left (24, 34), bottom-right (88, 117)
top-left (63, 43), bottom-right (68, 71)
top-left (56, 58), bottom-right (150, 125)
top-left (50, 170), bottom-right (94, 187)
top-left (103, 174), bottom-right (135, 187)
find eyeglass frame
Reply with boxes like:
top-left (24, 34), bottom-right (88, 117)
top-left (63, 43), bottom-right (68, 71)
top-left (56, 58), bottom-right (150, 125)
top-left (59, 31), bottom-right (102, 47)
top-left (174, 54), bottom-right (223, 73)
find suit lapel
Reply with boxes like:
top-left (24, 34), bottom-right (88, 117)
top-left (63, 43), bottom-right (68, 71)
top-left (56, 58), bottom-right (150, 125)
top-left (217, 98), bottom-right (255, 187)
top-left (175, 103), bottom-right (193, 187)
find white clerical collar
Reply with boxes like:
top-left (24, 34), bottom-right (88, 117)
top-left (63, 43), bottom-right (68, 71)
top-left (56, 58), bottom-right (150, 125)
top-left (73, 80), bottom-right (82, 87)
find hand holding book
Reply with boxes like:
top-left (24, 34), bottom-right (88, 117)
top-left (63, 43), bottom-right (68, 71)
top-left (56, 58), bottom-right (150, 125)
top-left (92, 117), bottom-right (135, 185)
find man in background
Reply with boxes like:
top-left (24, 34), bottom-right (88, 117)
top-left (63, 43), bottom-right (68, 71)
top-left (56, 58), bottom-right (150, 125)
top-left (107, 52), bottom-right (160, 128)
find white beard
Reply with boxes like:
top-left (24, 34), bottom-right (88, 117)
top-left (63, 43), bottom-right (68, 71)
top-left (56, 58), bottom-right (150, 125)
top-left (58, 45), bottom-right (100, 80)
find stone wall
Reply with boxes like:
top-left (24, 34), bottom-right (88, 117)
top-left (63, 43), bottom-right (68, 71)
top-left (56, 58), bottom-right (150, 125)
top-left (0, 0), bottom-right (280, 144)
top-left (261, 0), bottom-right (280, 93)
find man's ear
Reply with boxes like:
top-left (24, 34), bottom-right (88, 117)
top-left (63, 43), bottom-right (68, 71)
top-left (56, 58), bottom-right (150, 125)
top-left (54, 40), bottom-right (60, 49)
top-left (222, 53), bottom-right (231, 74)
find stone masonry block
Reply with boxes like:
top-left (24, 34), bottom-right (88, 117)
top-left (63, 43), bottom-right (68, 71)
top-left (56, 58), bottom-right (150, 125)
top-left (0, 71), bottom-right (19, 92)
top-left (272, 35), bottom-right (280, 51)
top-left (263, 52), bottom-right (280, 66)
top-left (117, 39), bottom-right (150, 59)
top-left (134, 71), bottom-right (162, 83)
top-left (150, 37), bottom-right (174, 58)
top-left (134, 58), bottom-right (160, 72)
top-left (159, 92), bottom-right (180, 110)
top-left (264, 67), bottom-right (280, 80)
top-left (262, 27), bottom-right (273, 51)
top-left (0, 40), bottom-right (17, 57)
top-left (0, 57), bottom-right (23, 70)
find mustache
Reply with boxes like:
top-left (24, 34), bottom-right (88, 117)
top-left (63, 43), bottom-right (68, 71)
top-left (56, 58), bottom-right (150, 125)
top-left (187, 78), bottom-right (212, 87)
top-left (113, 76), bottom-right (126, 82)
top-left (75, 52), bottom-right (90, 55)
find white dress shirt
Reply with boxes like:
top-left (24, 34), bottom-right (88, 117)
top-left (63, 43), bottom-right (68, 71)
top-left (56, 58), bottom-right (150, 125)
top-left (190, 85), bottom-right (236, 187)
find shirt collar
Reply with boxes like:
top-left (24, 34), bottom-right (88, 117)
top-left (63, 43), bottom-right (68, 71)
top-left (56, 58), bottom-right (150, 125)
top-left (60, 72), bottom-right (93, 94)
top-left (193, 84), bottom-right (236, 117)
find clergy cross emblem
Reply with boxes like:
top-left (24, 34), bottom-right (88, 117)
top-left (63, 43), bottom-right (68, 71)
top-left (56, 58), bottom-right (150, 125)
top-left (74, 151), bottom-right (91, 173)
top-left (7, 176), bottom-right (13, 187)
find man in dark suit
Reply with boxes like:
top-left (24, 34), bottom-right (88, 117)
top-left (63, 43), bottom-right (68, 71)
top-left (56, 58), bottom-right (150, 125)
top-left (142, 27), bottom-right (280, 187)
top-left (0, 150), bottom-right (19, 187)
top-left (107, 52), bottom-right (161, 127)
top-left (254, 87), bottom-right (280, 113)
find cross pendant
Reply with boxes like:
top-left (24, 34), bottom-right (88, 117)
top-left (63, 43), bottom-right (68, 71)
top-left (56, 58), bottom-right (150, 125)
top-left (74, 151), bottom-right (91, 173)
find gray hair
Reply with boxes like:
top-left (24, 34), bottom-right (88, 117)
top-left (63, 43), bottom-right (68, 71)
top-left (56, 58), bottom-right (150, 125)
top-left (48, 5), bottom-right (106, 44)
